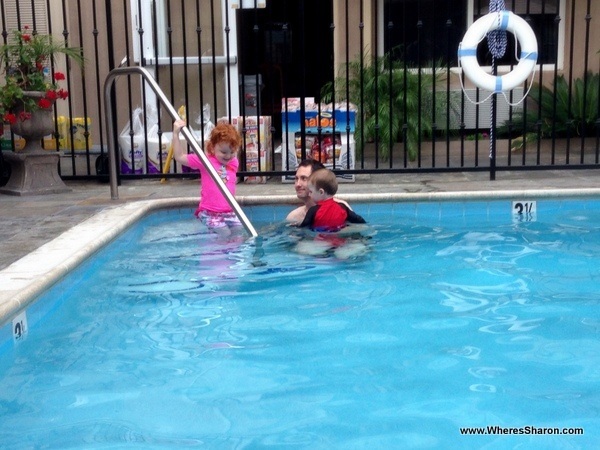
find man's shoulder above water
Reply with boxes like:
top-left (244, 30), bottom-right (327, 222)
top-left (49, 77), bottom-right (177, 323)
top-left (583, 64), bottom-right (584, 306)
top-left (286, 205), bottom-right (308, 224)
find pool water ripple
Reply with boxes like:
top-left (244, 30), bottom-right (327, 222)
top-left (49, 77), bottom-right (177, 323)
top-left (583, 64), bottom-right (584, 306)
top-left (0, 201), bottom-right (599, 447)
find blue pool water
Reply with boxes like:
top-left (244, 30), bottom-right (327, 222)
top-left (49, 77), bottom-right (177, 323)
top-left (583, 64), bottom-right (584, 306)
top-left (0, 200), bottom-right (599, 448)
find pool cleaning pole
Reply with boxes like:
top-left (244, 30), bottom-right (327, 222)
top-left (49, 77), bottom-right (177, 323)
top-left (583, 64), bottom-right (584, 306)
top-left (104, 66), bottom-right (258, 238)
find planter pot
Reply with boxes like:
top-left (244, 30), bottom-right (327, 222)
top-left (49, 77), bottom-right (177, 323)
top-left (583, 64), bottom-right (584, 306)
top-left (0, 92), bottom-right (70, 195)
top-left (9, 91), bottom-right (56, 153)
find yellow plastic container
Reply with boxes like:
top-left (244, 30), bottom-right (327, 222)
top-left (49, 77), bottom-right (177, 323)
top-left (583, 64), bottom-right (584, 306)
top-left (43, 116), bottom-right (69, 150)
top-left (71, 117), bottom-right (92, 150)
top-left (43, 116), bottom-right (92, 151)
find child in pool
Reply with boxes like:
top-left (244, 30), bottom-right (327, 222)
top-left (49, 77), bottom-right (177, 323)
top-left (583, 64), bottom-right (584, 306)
top-left (172, 119), bottom-right (243, 238)
top-left (299, 168), bottom-right (366, 231)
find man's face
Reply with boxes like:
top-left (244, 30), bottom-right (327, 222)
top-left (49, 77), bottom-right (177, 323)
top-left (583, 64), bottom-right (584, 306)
top-left (294, 165), bottom-right (313, 201)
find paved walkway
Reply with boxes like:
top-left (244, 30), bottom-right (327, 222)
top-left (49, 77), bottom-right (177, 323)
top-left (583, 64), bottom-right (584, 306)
top-left (1, 169), bottom-right (599, 271)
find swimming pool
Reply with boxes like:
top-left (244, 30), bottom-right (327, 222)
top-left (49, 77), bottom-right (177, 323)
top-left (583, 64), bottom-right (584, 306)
top-left (0, 199), bottom-right (598, 447)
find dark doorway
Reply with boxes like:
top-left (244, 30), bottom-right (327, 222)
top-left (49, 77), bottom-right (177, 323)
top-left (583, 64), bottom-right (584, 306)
top-left (236, 0), bottom-right (334, 134)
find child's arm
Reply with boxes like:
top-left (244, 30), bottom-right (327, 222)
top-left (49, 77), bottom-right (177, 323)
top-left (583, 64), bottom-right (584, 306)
top-left (342, 204), bottom-right (367, 224)
top-left (299, 205), bottom-right (318, 228)
top-left (172, 119), bottom-right (190, 166)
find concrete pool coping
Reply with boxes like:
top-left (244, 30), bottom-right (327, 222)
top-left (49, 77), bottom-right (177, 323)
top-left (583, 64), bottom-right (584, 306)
top-left (2, 187), bottom-right (600, 328)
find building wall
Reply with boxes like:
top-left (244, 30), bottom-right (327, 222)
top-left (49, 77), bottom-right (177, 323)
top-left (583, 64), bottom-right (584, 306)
top-left (333, 0), bottom-right (598, 85)
top-left (564, 0), bottom-right (599, 79)
top-left (1, 0), bottom-right (597, 152)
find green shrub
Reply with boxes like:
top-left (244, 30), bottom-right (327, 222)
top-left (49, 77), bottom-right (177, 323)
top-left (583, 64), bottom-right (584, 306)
top-left (321, 52), bottom-right (441, 161)
top-left (500, 72), bottom-right (599, 150)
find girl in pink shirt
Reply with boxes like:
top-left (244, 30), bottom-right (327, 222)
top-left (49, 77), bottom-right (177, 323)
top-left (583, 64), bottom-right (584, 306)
top-left (172, 119), bottom-right (243, 238)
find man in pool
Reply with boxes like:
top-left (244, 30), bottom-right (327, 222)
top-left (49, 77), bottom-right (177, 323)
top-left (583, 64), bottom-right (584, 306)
top-left (286, 159), bottom-right (352, 225)
top-left (299, 168), bottom-right (366, 231)
top-left (287, 161), bottom-right (369, 259)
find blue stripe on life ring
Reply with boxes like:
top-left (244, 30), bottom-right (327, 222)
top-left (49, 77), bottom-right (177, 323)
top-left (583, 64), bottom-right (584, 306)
top-left (520, 51), bottom-right (538, 61)
top-left (458, 48), bottom-right (477, 57)
top-left (500, 11), bottom-right (510, 30)
top-left (495, 77), bottom-right (503, 92)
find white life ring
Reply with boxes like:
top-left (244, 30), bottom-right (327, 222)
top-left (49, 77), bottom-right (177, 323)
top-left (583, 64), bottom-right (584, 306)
top-left (458, 11), bottom-right (538, 92)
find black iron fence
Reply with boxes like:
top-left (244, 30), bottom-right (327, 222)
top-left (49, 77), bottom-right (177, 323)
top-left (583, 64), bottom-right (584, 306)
top-left (1, 0), bottom-right (599, 188)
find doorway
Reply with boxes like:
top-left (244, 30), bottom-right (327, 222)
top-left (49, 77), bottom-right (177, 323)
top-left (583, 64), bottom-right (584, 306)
top-left (236, 0), bottom-right (334, 134)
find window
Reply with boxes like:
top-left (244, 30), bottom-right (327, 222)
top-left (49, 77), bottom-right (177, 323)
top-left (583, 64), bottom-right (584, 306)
top-left (382, 0), bottom-right (563, 68)
top-left (130, 0), bottom-right (232, 66)
top-left (2, 0), bottom-right (48, 36)
top-left (473, 0), bottom-right (560, 66)
top-left (382, 0), bottom-right (468, 66)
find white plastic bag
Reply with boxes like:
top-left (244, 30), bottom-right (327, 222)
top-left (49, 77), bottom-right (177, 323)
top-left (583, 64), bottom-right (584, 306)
top-left (118, 107), bottom-right (148, 174)
top-left (197, 103), bottom-right (215, 143)
top-left (144, 107), bottom-right (170, 174)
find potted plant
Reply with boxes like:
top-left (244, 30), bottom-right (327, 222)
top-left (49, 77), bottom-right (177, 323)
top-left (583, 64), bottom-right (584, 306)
top-left (0, 26), bottom-right (83, 195)
top-left (0, 26), bottom-right (83, 152)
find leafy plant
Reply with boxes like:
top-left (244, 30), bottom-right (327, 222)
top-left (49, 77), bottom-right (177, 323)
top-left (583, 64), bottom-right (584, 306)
top-left (321, 52), bottom-right (440, 161)
top-left (465, 132), bottom-right (489, 141)
top-left (0, 26), bottom-right (83, 125)
top-left (500, 72), bottom-right (599, 150)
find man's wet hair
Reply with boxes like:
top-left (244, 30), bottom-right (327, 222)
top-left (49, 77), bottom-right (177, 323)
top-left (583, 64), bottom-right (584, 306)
top-left (298, 159), bottom-right (325, 173)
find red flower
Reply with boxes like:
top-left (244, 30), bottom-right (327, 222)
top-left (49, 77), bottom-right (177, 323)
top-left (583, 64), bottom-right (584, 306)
top-left (54, 72), bottom-right (65, 81)
top-left (3, 113), bottom-right (17, 125)
top-left (38, 98), bottom-right (52, 109)
top-left (18, 111), bottom-right (32, 121)
top-left (22, 34), bottom-right (31, 42)
top-left (45, 90), bottom-right (58, 101)
top-left (57, 89), bottom-right (69, 100)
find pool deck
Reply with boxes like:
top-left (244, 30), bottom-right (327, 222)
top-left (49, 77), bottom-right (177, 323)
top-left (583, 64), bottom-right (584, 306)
top-left (1, 169), bottom-right (600, 326)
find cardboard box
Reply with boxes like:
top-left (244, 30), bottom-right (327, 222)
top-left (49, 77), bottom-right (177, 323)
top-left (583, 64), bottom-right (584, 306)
top-left (2, 124), bottom-right (26, 150)
top-left (281, 98), bottom-right (356, 182)
top-left (230, 116), bottom-right (272, 183)
top-left (282, 132), bottom-right (355, 183)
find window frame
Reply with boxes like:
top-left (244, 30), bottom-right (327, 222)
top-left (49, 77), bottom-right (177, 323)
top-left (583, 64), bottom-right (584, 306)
top-left (377, 0), bottom-right (566, 72)
top-left (2, 0), bottom-right (49, 35)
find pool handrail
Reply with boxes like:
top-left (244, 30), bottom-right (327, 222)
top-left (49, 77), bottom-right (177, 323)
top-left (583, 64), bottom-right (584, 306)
top-left (103, 66), bottom-right (258, 238)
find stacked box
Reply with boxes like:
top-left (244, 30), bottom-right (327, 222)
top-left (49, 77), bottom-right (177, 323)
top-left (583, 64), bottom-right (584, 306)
top-left (1, 125), bottom-right (26, 150)
top-left (291, 131), bottom-right (354, 168)
top-left (231, 116), bottom-right (272, 184)
top-left (281, 98), bottom-right (356, 182)
top-left (0, 136), bottom-right (26, 151)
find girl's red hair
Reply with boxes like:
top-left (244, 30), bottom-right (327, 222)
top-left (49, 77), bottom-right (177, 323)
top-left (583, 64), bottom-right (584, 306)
top-left (205, 123), bottom-right (242, 155)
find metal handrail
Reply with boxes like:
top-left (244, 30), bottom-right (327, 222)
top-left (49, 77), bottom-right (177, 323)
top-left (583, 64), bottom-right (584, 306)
top-left (103, 66), bottom-right (258, 238)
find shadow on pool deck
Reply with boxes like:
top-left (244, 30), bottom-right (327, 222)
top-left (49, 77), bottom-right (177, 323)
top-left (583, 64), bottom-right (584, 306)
top-left (1, 168), bottom-right (600, 271)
